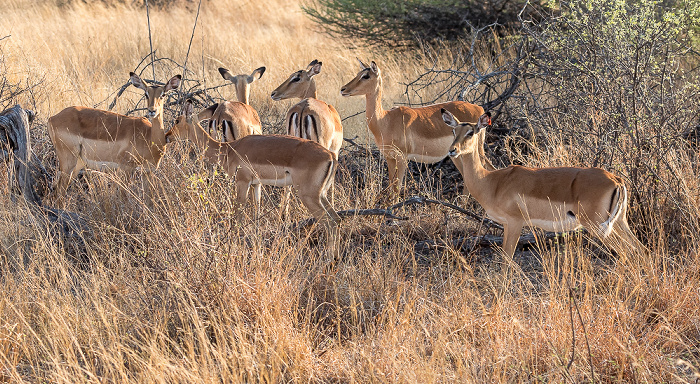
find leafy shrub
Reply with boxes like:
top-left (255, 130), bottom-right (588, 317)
top-left (404, 0), bottom-right (700, 249)
top-left (302, 0), bottom-right (547, 48)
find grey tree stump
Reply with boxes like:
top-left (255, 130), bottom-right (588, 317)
top-left (0, 105), bottom-right (89, 244)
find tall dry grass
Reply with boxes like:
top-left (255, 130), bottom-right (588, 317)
top-left (1, 0), bottom-right (699, 383)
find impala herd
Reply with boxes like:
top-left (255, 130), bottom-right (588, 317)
top-left (46, 59), bottom-right (643, 259)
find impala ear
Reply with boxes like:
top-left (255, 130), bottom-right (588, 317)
top-left (164, 74), bottom-right (182, 92)
top-left (370, 61), bottom-right (379, 74)
top-left (129, 72), bottom-right (148, 92)
top-left (248, 66), bottom-right (266, 83)
top-left (218, 67), bottom-right (235, 83)
top-left (183, 99), bottom-right (194, 117)
top-left (306, 59), bottom-right (320, 71)
top-left (479, 112), bottom-right (492, 127)
top-left (357, 57), bottom-right (369, 70)
top-left (307, 61), bottom-right (322, 78)
top-left (441, 108), bottom-right (458, 127)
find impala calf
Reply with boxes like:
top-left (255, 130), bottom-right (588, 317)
top-left (204, 66), bottom-right (266, 141)
top-left (168, 101), bottom-right (340, 243)
top-left (441, 109), bottom-right (643, 259)
top-left (47, 72), bottom-right (181, 198)
top-left (340, 60), bottom-right (494, 198)
top-left (271, 59), bottom-right (343, 158)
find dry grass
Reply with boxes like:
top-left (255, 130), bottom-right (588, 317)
top-left (1, 1), bottom-right (699, 383)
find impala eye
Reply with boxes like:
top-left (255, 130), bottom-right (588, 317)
top-left (361, 74), bottom-right (370, 79)
top-left (291, 77), bottom-right (300, 83)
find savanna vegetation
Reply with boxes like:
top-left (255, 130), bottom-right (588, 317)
top-left (0, 0), bottom-right (699, 382)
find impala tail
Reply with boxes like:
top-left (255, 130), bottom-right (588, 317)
top-left (322, 158), bottom-right (336, 196)
top-left (199, 103), bottom-right (218, 121)
top-left (304, 114), bottom-right (318, 142)
top-left (600, 184), bottom-right (627, 237)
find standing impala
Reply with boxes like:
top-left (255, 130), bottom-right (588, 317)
top-left (340, 60), bottom-right (494, 197)
top-left (441, 109), bottom-right (643, 258)
top-left (168, 101), bottom-right (341, 249)
top-left (270, 60), bottom-right (343, 158)
top-left (47, 72), bottom-right (181, 198)
top-left (200, 66), bottom-right (266, 141)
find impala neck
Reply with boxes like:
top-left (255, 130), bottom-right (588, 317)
top-left (149, 109), bottom-right (167, 149)
top-left (236, 84), bottom-right (251, 105)
top-left (461, 135), bottom-right (492, 201)
top-left (303, 79), bottom-right (317, 99)
top-left (365, 78), bottom-right (386, 133)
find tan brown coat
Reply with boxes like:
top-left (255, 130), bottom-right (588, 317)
top-left (442, 109), bottom-right (644, 258)
top-left (340, 60), bottom-right (493, 197)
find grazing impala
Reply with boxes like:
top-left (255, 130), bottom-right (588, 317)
top-left (168, 101), bottom-right (340, 238)
top-left (441, 109), bottom-right (643, 258)
top-left (340, 60), bottom-right (494, 198)
top-left (270, 60), bottom-right (343, 158)
top-left (200, 66), bottom-right (266, 141)
top-left (47, 72), bottom-right (181, 198)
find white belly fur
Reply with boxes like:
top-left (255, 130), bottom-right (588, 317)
top-left (252, 174), bottom-right (293, 187)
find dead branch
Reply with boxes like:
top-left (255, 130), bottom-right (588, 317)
top-left (390, 195), bottom-right (504, 230)
top-left (342, 136), bottom-right (374, 156)
top-left (292, 208), bottom-right (408, 230)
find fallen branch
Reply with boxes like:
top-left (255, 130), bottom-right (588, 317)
top-left (342, 136), bottom-right (375, 156)
top-left (390, 195), bottom-right (504, 230)
top-left (292, 207), bottom-right (408, 229)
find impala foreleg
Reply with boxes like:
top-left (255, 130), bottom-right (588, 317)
top-left (501, 220), bottom-right (524, 259)
top-left (234, 179), bottom-right (251, 221)
top-left (385, 157), bottom-right (408, 197)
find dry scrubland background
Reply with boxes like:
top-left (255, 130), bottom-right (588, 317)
top-left (0, 0), bottom-right (699, 383)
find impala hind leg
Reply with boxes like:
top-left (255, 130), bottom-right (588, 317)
top-left (300, 194), bottom-right (340, 259)
top-left (53, 153), bottom-right (84, 203)
top-left (603, 218), bottom-right (646, 257)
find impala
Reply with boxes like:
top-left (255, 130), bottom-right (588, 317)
top-left (168, 101), bottom-right (340, 242)
top-left (340, 60), bottom-right (494, 197)
top-left (441, 109), bottom-right (643, 258)
top-left (270, 60), bottom-right (343, 158)
top-left (201, 66), bottom-right (266, 141)
top-left (47, 72), bottom-right (181, 198)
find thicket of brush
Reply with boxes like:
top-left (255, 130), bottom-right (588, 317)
top-left (0, 0), bottom-right (699, 382)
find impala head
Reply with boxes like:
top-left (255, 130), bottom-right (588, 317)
top-left (130, 72), bottom-right (181, 120)
top-left (340, 59), bottom-right (380, 97)
top-left (441, 109), bottom-right (491, 158)
top-left (270, 59), bottom-right (322, 101)
top-left (219, 66), bottom-right (266, 105)
top-left (167, 100), bottom-right (198, 143)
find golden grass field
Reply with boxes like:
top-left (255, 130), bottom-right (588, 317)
top-left (1, 0), bottom-right (699, 383)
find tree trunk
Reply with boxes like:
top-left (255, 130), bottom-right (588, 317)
top-left (0, 105), bottom-right (40, 205)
